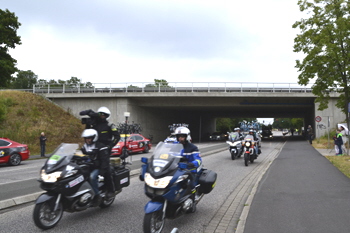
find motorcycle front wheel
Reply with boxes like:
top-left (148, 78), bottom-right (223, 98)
top-left (244, 153), bottom-right (249, 166)
top-left (143, 210), bottom-right (165, 233)
top-left (33, 201), bottom-right (63, 230)
top-left (231, 151), bottom-right (237, 160)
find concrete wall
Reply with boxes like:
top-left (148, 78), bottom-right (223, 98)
top-left (46, 92), bottom-right (345, 141)
top-left (314, 98), bottom-right (347, 137)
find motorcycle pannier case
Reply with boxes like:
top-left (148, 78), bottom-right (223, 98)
top-left (113, 168), bottom-right (130, 190)
top-left (198, 169), bottom-right (217, 194)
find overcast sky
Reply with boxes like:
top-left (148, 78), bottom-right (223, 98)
top-left (2, 0), bottom-right (305, 86)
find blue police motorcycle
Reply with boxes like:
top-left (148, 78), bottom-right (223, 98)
top-left (140, 142), bottom-right (217, 233)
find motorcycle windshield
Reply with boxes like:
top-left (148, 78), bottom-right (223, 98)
top-left (150, 142), bottom-right (183, 175)
top-left (230, 134), bottom-right (237, 140)
top-left (244, 135), bottom-right (254, 141)
top-left (45, 143), bottom-right (80, 172)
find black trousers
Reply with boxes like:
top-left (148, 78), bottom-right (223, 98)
top-left (40, 144), bottom-right (46, 157)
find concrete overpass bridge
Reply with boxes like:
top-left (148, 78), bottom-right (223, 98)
top-left (33, 82), bottom-right (344, 142)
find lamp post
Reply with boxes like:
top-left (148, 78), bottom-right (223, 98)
top-left (123, 112), bottom-right (130, 159)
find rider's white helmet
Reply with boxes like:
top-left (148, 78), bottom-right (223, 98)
top-left (97, 106), bottom-right (111, 120)
top-left (81, 129), bottom-right (98, 143)
top-left (175, 126), bottom-right (191, 142)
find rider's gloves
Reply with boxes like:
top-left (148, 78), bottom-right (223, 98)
top-left (187, 162), bottom-right (195, 169)
top-left (79, 109), bottom-right (94, 116)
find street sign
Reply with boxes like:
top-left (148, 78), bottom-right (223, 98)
top-left (315, 116), bottom-right (322, 122)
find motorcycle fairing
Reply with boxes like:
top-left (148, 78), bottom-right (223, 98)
top-left (35, 193), bottom-right (58, 211)
top-left (144, 201), bottom-right (163, 213)
top-left (65, 181), bottom-right (94, 200)
top-left (147, 142), bottom-right (183, 178)
top-left (35, 193), bottom-right (56, 204)
top-left (43, 143), bottom-right (80, 174)
top-left (162, 170), bottom-right (192, 203)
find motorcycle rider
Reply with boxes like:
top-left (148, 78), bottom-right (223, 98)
top-left (79, 107), bottom-right (120, 198)
top-left (81, 129), bottom-right (115, 204)
top-left (79, 107), bottom-right (120, 152)
top-left (174, 126), bottom-right (202, 189)
top-left (247, 129), bottom-right (261, 155)
top-left (235, 127), bottom-right (244, 140)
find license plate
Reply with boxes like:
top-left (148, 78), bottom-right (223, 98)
top-left (69, 175), bottom-right (84, 188)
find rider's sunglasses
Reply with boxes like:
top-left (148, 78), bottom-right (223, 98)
top-left (98, 112), bottom-right (106, 116)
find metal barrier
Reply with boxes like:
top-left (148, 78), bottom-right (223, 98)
top-left (30, 82), bottom-right (314, 94)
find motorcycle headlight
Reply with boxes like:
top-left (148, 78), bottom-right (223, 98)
top-left (41, 169), bottom-right (62, 183)
top-left (144, 172), bottom-right (172, 188)
top-left (246, 142), bottom-right (251, 147)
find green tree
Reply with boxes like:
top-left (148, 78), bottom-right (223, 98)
top-left (272, 118), bottom-right (291, 129)
top-left (293, 0), bottom-right (350, 124)
top-left (37, 79), bottom-right (48, 87)
top-left (216, 118), bottom-right (258, 132)
top-left (11, 70), bottom-right (38, 89)
top-left (291, 118), bottom-right (304, 129)
top-left (84, 81), bottom-right (93, 88)
top-left (66, 76), bottom-right (81, 88)
top-left (0, 9), bottom-right (21, 88)
top-left (216, 118), bottom-right (234, 132)
top-left (145, 79), bottom-right (171, 88)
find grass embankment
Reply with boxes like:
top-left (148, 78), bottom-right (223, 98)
top-left (313, 136), bottom-right (350, 179)
top-left (0, 90), bottom-right (85, 155)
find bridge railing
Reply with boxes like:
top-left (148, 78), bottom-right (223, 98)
top-left (30, 82), bottom-right (314, 94)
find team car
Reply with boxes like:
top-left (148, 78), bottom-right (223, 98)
top-left (111, 133), bottom-right (152, 156)
top-left (0, 138), bottom-right (30, 166)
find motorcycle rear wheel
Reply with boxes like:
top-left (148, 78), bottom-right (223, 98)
top-left (143, 210), bottom-right (165, 233)
top-left (33, 201), bottom-right (63, 230)
top-left (99, 196), bottom-right (115, 208)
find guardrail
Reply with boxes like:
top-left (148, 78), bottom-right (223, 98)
top-left (14, 82), bottom-right (315, 94)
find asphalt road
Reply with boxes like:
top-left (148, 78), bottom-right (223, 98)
top-left (0, 140), bottom-right (284, 232)
top-left (0, 142), bottom-right (226, 202)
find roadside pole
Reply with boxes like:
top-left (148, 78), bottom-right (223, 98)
top-left (348, 103), bottom-right (350, 156)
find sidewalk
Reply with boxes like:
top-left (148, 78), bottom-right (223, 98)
top-left (238, 140), bottom-right (350, 233)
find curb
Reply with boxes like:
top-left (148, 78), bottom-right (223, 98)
top-left (0, 192), bottom-right (43, 210)
top-left (0, 147), bottom-right (227, 211)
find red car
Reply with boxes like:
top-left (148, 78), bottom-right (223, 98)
top-left (111, 134), bottom-right (152, 157)
top-left (0, 138), bottom-right (30, 166)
